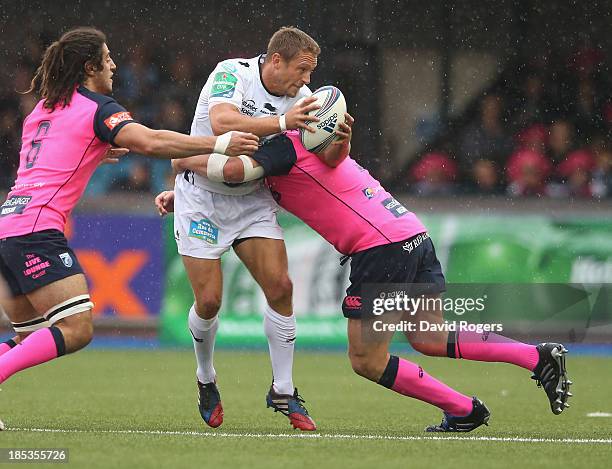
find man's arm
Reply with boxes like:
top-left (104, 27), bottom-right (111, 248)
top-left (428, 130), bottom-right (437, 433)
top-left (113, 123), bottom-right (259, 159)
top-left (175, 115), bottom-right (353, 183)
top-left (209, 97), bottom-right (321, 137)
top-left (315, 113), bottom-right (354, 167)
top-left (172, 154), bottom-right (262, 183)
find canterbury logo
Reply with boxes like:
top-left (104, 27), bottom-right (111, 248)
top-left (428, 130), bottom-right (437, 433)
top-left (343, 296), bottom-right (362, 309)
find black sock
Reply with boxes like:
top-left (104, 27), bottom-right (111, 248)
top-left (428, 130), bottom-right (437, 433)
top-left (447, 330), bottom-right (459, 358)
top-left (49, 326), bottom-right (66, 357)
top-left (377, 355), bottom-right (399, 389)
top-left (2, 338), bottom-right (17, 349)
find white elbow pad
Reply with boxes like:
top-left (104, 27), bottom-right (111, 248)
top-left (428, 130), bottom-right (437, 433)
top-left (237, 155), bottom-right (265, 181)
top-left (207, 153), bottom-right (230, 182)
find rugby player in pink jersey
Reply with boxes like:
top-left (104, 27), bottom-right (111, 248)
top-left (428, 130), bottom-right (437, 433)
top-left (0, 27), bottom-right (259, 429)
top-left (157, 122), bottom-right (572, 432)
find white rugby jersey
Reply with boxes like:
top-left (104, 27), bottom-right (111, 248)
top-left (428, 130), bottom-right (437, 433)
top-left (189, 54), bottom-right (312, 195)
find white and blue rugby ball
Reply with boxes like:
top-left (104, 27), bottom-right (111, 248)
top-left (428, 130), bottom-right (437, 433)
top-left (299, 86), bottom-right (347, 153)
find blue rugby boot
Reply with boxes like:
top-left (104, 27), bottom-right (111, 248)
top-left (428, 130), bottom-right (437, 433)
top-left (197, 380), bottom-right (223, 428)
top-left (266, 386), bottom-right (316, 431)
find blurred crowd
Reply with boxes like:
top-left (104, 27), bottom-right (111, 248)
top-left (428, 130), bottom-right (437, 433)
top-left (0, 35), bottom-right (222, 195)
top-left (409, 46), bottom-right (612, 198)
top-left (2, 36), bottom-right (612, 200)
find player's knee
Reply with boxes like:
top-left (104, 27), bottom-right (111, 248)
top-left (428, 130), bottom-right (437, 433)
top-left (56, 314), bottom-right (93, 353)
top-left (348, 352), bottom-right (381, 381)
top-left (195, 295), bottom-right (222, 318)
top-left (75, 319), bottom-right (94, 350)
top-left (265, 275), bottom-right (293, 305)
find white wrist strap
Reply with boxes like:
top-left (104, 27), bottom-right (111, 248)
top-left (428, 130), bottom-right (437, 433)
top-left (207, 153), bottom-right (230, 182)
top-left (278, 114), bottom-right (287, 132)
top-left (213, 131), bottom-right (233, 154)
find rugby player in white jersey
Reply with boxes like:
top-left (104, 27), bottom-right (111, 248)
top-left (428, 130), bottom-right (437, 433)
top-left (172, 27), bottom-right (320, 430)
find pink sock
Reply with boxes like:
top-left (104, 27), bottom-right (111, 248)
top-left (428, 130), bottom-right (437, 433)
top-left (0, 341), bottom-right (15, 356)
top-left (380, 356), bottom-right (473, 416)
top-left (0, 328), bottom-right (64, 384)
top-left (454, 330), bottom-right (539, 371)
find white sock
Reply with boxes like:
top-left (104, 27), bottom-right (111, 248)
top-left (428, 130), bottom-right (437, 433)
top-left (188, 304), bottom-right (219, 384)
top-left (264, 304), bottom-right (296, 395)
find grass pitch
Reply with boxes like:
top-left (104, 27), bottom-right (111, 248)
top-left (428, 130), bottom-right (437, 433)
top-left (1, 349), bottom-right (611, 468)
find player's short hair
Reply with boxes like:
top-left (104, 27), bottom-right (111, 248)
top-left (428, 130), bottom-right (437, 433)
top-left (24, 27), bottom-right (107, 110)
top-left (266, 26), bottom-right (321, 61)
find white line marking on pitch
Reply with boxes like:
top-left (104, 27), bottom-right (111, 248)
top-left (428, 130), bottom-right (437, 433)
top-left (7, 428), bottom-right (612, 445)
top-left (587, 412), bottom-right (612, 417)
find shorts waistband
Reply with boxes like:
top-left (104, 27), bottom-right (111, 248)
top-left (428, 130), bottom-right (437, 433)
top-left (340, 232), bottom-right (429, 265)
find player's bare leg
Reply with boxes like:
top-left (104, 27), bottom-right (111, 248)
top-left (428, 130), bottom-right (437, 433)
top-left (181, 255), bottom-right (224, 428)
top-left (401, 295), bottom-right (448, 357)
top-left (0, 274), bottom-right (94, 429)
top-left (234, 237), bottom-right (293, 316)
top-left (234, 237), bottom-right (315, 431)
top-left (405, 296), bottom-right (572, 414)
top-left (234, 237), bottom-right (294, 393)
top-left (0, 295), bottom-right (38, 355)
top-left (25, 275), bottom-right (93, 353)
top-left (348, 317), bottom-right (489, 432)
top-left (0, 294), bottom-right (38, 430)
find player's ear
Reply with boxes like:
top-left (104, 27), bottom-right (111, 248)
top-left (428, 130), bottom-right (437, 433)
top-left (84, 60), bottom-right (98, 77)
top-left (271, 52), bottom-right (283, 68)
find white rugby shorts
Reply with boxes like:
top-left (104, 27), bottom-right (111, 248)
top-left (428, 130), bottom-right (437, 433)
top-left (173, 173), bottom-right (283, 259)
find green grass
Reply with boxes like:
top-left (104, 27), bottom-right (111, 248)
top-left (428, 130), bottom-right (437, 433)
top-left (1, 350), bottom-right (611, 468)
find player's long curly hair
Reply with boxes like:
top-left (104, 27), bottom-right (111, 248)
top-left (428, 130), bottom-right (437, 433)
top-left (24, 27), bottom-right (106, 110)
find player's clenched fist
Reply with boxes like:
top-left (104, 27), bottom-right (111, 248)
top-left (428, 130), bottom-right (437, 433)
top-left (223, 131), bottom-right (259, 156)
top-left (285, 96), bottom-right (320, 133)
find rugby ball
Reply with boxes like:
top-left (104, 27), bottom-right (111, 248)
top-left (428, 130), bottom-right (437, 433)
top-left (299, 86), bottom-right (346, 153)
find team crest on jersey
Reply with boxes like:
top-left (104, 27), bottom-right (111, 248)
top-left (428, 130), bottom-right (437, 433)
top-left (259, 102), bottom-right (278, 115)
top-left (59, 252), bottom-right (74, 268)
top-left (362, 187), bottom-right (382, 200)
top-left (104, 112), bottom-right (133, 130)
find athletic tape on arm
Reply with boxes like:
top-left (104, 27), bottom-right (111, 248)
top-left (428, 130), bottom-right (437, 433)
top-left (279, 115), bottom-right (287, 132)
top-left (237, 155), bottom-right (265, 181)
top-left (207, 153), bottom-right (230, 182)
top-left (213, 131), bottom-right (233, 154)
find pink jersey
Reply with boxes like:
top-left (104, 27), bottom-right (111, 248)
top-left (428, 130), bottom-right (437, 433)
top-left (266, 132), bottom-right (427, 255)
top-left (0, 86), bottom-right (135, 238)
